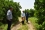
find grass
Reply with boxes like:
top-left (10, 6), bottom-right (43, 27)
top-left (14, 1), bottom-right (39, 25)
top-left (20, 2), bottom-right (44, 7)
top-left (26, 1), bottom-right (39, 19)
top-left (0, 24), bottom-right (8, 30)
top-left (18, 24), bottom-right (28, 30)
top-left (29, 17), bottom-right (38, 25)
top-left (29, 17), bottom-right (39, 30)
top-left (18, 17), bottom-right (38, 30)
top-left (3, 24), bottom-right (8, 30)
top-left (0, 23), bottom-right (15, 30)
top-left (18, 20), bottom-right (28, 30)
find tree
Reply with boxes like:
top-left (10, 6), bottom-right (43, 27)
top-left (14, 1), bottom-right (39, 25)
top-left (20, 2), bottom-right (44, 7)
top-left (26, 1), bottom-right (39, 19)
top-left (34, 0), bottom-right (45, 30)
top-left (30, 9), bottom-right (35, 17)
top-left (34, 0), bottom-right (45, 24)
top-left (24, 9), bottom-right (35, 17)
top-left (0, 0), bottom-right (21, 24)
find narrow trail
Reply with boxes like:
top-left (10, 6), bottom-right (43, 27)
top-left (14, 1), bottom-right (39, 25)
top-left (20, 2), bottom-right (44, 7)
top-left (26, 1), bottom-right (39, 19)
top-left (11, 17), bottom-right (22, 30)
top-left (11, 17), bottom-right (35, 30)
top-left (27, 21), bottom-right (35, 30)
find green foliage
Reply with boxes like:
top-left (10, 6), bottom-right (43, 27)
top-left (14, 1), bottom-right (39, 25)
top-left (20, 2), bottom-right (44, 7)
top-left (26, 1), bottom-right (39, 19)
top-left (24, 9), bottom-right (35, 17)
top-left (34, 0), bottom-right (45, 24)
top-left (25, 9), bottom-right (30, 13)
top-left (0, 0), bottom-right (21, 24)
top-left (34, 0), bottom-right (45, 30)
top-left (0, 22), bottom-right (3, 26)
top-left (36, 21), bottom-right (45, 30)
top-left (42, 21), bottom-right (45, 30)
top-left (30, 9), bottom-right (35, 17)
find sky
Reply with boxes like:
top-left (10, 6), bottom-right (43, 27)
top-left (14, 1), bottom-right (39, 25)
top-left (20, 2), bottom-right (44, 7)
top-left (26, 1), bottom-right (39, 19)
top-left (13, 0), bottom-right (35, 12)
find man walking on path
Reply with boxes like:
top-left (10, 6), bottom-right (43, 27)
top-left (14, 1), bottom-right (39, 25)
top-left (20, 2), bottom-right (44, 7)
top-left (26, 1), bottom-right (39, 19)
top-left (25, 12), bottom-right (29, 23)
top-left (7, 6), bottom-right (13, 30)
top-left (21, 11), bottom-right (25, 24)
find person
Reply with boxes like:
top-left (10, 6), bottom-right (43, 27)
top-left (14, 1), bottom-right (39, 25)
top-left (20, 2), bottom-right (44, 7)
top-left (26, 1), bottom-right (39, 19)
top-left (7, 6), bottom-right (13, 30)
top-left (25, 12), bottom-right (29, 23)
top-left (21, 11), bottom-right (25, 24)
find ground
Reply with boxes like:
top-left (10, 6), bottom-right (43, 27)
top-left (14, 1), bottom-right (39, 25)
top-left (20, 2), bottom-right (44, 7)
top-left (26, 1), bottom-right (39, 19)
top-left (11, 17), bottom-right (36, 30)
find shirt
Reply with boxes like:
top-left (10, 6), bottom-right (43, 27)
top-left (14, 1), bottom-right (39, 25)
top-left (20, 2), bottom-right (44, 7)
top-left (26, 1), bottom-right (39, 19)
top-left (21, 12), bottom-right (25, 17)
top-left (25, 13), bottom-right (29, 17)
top-left (7, 10), bottom-right (12, 20)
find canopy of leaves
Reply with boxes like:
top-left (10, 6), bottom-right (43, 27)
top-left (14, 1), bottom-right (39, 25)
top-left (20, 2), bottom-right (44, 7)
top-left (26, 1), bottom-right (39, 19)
top-left (34, 0), bottom-right (45, 30)
top-left (34, 0), bottom-right (45, 24)
top-left (24, 9), bottom-right (35, 17)
top-left (0, 0), bottom-right (21, 24)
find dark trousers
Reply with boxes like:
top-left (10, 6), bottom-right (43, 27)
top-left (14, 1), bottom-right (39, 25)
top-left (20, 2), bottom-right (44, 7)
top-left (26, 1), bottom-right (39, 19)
top-left (7, 20), bottom-right (12, 30)
top-left (22, 21), bottom-right (24, 24)
top-left (26, 17), bottom-right (28, 23)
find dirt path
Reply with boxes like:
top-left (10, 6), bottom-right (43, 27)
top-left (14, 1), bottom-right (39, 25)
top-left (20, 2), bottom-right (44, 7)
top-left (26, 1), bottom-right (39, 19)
top-left (27, 21), bottom-right (35, 30)
top-left (11, 17), bottom-right (35, 30)
top-left (11, 17), bottom-right (22, 30)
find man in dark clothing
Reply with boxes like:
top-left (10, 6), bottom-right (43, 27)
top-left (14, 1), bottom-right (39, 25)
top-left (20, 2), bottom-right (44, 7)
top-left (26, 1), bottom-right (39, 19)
top-left (25, 12), bottom-right (29, 23)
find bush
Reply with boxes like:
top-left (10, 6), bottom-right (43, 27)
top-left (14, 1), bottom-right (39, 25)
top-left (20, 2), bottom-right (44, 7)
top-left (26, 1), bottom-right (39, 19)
top-left (42, 21), bottom-right (45, 30)
top-left (0, 22), bottom-right (3, 26)
top-left (36, 21), bottom-right (45, 30)
top-left (0, 0), bottom-right (21, 24)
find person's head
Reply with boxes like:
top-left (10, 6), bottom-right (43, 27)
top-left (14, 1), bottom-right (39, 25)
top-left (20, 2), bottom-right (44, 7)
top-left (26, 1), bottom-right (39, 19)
top-left (23, 11), bottom-right (25, 13)
top-left (9, 6), bottom-right (13, 11)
